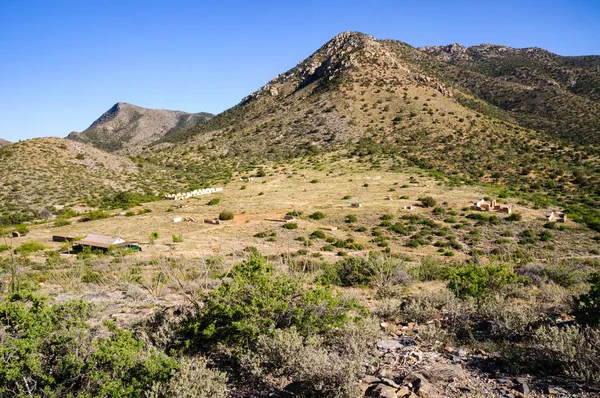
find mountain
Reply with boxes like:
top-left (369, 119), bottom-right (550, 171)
top-left (67, 102), bottom-right (213, 154)
top-left (0, 138), bottom-right (11, 148)
top-left (418, 43), bottom-right (600, 146)
top-left (2, 32), bottom-right (599, 226)
top-left (0, 138), bottom-right (140, 219)
top-left (150, 32), bottom-right (599, 201)
top-left (0, 135), bottom-right (232, 224)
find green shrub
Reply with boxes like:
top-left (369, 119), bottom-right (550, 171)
top-left (207, 197), bottom-right (221, 206)
top-left (80, 210), bottom-right (111, 222)
top-left (432, 207), bottom-right (445, 215)
top-left (14, 241), bottom-right (46, 255)
top-left (100, 191), bottom-right (160, 210)
top-left (172, 235), bottom-right (184, 243)
top-left (180, 254), bottom-right (360, 346)
top-left (333, 256), bottom-right (374, 286)
top-left (448, 263), bottom-right (524, 300)
top-left (0, 294), bottom-right (177, 397)
top-left (539, 230), bottom-right (553, 241)
top-left (532, 325), bottom-right (600, 385)
top-left (218, 210), bottom-right (234, 221)
top-left (240, 328), bottom-right (363, 398)
top-left (345, 215), bottom-right (357, 223)
top-left (13, 224), bottom-right (29, 235)
top-left (254, 230), bottom-right (276, 238)
top-left (150, 356), bottom-right (228, 398)
top-left (53, 218), bottom-right (71, 227)
top-left (282, 222), bottom-right (298, 230)
top-left (419, 196), bottom-right (437, 208)
top-left (507, 212), bottom-right (522, 221)
top-left (309, 211), bottom-right (325, 220)
top-left (149, 231), bottom-right (159, 244)
top-left (574, 272), bottom-right (600, 326)
top-left (409, 257), bottom-right (450, 281)
top-left (310, 230), bottom-right (327, 239)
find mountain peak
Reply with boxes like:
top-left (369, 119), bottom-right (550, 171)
top-left (66, 103), bottom-right (213, 153)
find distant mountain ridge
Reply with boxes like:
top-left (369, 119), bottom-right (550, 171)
top-left (0, 138), bottom-right (11, 148)
top-left (418, 42), bottom-right (600, 145)
top-left (67, 102), bottom-right (213, 154)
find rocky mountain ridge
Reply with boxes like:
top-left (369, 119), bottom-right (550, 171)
top-left (0, 138), bottom-right (11, 148)
top-left (67, 102), bottom-right (213, 154)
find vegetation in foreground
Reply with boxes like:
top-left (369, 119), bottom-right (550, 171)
top-left (1, 245), bottom-right (600, 397)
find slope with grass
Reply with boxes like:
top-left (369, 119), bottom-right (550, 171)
top-left (147, 32), bottom-right (599, 221)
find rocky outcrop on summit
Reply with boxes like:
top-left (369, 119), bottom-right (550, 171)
top-left (67, 103), bottom-right (213, 154)
top-left (243, 32), bottom-right (404, 103)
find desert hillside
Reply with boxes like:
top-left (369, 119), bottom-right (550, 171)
top-left (67, 102), bottom-right (213, 154)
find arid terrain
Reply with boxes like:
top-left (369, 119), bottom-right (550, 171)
top-left (1, 32), bottom-right (600, 398)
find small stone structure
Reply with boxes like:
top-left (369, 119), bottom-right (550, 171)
top-left (351, 203), bottom-right (362, 208)
top-left (173, 217), bottom-right (183, 223)
top-left (558, 212), bottom-right (567, 223)
top-left (239, 177), bottom-right (254, 182)
top-left (473, 198), bottom-right (511, 215)
top-left (403, 205), bottom-right (414, 211)
top-left (385, 196), bottom-right (393, 200)
top-left (204, 218), bottom-right (221, 225)
top-left (165, 187), bottom-right (223, 201)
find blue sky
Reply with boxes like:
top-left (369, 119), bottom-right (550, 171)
top-left (1, 0), bottom-right (599, 142)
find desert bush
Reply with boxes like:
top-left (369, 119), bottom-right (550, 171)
top-left (282, 222), bottom-right (298, 229)
top-left (148, 356), bottom-right (228, 398)
top-left (419, 196), bottom-right (437, 208)
top-left (409, 257), bottom-right (450, 281)
top-left (207, 197), bottom-right (221, 206)
top-left (101, 191), bottom-right (160, 210)
top-left (507, 212), bottom-right (522, 221)
top-left (331, 256), bottom-right (373, 286)
top-left (308, 211), bottom-right (325, 220)
top-left (240, 328), bottom-right (362, 398)
top-left (310, 230), bottom-right (327, 239)
top-left (150, 231), bottom-right (160, 244)
top-left (574, 272), bottom-right (600, 326)
top-left (477, 294), bottom-right (540, 340)
top-left (180, 254), bottom-right (361, 347)
top-left (402, 288), bottom-right (451, 324)
top-left (53, 218), bottom-right (71, 227)
top-left (345, 214), bottom-right (357, 223)
top-left (80, 210), bottom-right (111, 222)
top-left (447, 263), bottom-right (522, 300)
top-left (534, 262), bottom-right (588, 287)
top-left (14, 241), bottom-right (46, 255)
top-left (218, 210), bottom-right (234, 221)
top-left (0, 293), bottom-right (177, 397)
top-left (172, 235), bottom-right (184, 243)
top-left (13, 223), bottom-right (29, 235)
top-left (532, 325), bottom-right (600, 385)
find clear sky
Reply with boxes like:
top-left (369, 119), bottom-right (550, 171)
top-left (1, 0), bottom-right (599, 142)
